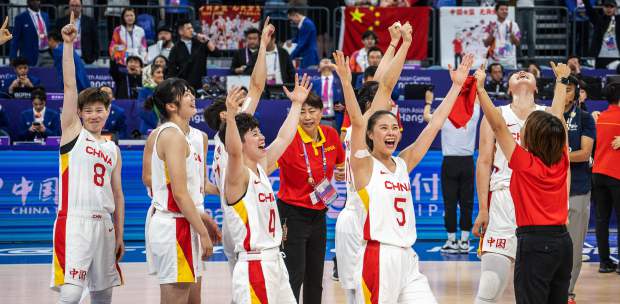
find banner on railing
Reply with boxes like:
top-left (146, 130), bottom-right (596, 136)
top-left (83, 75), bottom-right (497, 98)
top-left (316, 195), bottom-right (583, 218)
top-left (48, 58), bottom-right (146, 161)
top-left (439, 6), bottom-right (515, 68)
top-left (198, 5), bottom-right (263, 50)
top-left (339, 6), bottom-right (430, 61)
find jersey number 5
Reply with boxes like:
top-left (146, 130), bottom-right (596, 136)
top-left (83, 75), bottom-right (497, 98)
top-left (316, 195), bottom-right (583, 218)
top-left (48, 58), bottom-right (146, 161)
top-left (93, 163), bottom-right (106, 187)
top-left (394, 197), bottom-right (406, 226)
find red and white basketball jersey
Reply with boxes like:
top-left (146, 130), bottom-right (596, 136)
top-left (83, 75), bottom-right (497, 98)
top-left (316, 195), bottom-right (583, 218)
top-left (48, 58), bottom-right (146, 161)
top-left (151, 122), bottom-right (203, 212)
top-left (489, 104), bottom-right (546, 191)
top-left (356, 156), bottom-right (417, 248)
top-left (188, 127), bottom-right (205, 198)
top-left (343, 127), bottom-right (360, 210)
top-left (224, 165), bottom-right (282, 252)
top-left (58, 128), bottom-right (118, 214)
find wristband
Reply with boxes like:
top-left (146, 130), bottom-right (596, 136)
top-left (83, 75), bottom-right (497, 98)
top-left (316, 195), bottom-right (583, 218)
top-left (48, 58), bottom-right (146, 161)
top-left (557, 77), bottom-right (569, 85)
top-left (389, 43), bottom-right (397, 49)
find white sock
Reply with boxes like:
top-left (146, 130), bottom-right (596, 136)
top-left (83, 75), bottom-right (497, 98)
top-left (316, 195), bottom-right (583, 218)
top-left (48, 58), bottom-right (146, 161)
top-left (461, 231), bottom-right (470, 241)
top-left (448, 232), bottom-right (456, 242)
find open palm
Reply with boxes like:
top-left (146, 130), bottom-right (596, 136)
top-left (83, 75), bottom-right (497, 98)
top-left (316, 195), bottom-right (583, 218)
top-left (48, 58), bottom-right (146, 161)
top-left (333, 50), bottom-right (352, 83)
top-left (449, 53), bottom-right (474, 86)
top-left (283, 73), bottom-right (312, 105)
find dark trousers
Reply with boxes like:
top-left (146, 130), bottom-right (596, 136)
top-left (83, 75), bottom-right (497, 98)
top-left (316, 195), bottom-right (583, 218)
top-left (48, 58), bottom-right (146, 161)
top-left (277, 200), bottom-right (327, 304)
top-left (592, 173), bottom-right (620, 263)
top-left (515, 226), bottom-right (573, 304)
top-left (441, 155), bottom-right (474, 233)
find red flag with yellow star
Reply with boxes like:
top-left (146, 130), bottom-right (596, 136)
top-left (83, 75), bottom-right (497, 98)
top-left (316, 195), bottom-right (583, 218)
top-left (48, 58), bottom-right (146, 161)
top-left (340, 6), bottom-right (430, 60)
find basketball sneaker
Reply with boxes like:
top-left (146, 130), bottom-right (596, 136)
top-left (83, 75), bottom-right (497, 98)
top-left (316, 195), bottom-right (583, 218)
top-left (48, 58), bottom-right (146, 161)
top-left (599, 260), bottom-right (617, 273)
top-left (458, 240), bottom-right (470, 254)
top-left (568, 294), bottom-right (576, 304)
top-left (332, 257), bottom-right (339, 281)
top-left (440, 240), bottom-right (459, 254)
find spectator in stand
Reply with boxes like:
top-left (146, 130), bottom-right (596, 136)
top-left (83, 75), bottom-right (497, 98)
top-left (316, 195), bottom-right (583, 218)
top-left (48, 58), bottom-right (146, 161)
top-left (167, 19), bottom-right (218, 90)
top-left (484, 1), bottom-right (521, 69)
top-left (245, 35), bottom-right (295, 85)
top-left (10, 0), bottom-right (53, 67)
top-left (584, 0), bottom-right (620, 69)
top-left (349, 30), bottom-right (378, 73)
top-left (592, 82), bottom-right (620, 274)
top-left (48, 31), bottom-right (90, 93)
top-left (104, 0), bottom-right (130, 41)
top-left (380, 0), bottom-right (413, 7)
top-left (109, 8), bottom-right (148, 67)
top-left (146, 26), bottom-right (174, 64)
top-left (4, 56), bottom-right (40, 99)
top-left (354, 47), bottom-right (383, 87)
top-left (110, 55), bottom-right (143, 99)
top-left (230, 27), bottom-right (260, 75)
top-left (0, 105), bottom-right (9, 137)
top-left (99, 85), bottom-right (128, 139)
top-left (55, 0), bottom-right (99, 64)
top-left (562, 76), bottom-right (596, 303)
top-left (143, 55), bottom-right (167, 87)
top-left (345, 0), bottom-right (378, 5)
top-left (287, 7), bottom-right (319, 68)
top-left (484, 62), bottom-right (508, 99)
top-left (138, 64), bottom-right (165, 136)
top-left (19, 88), bottom-right (60, 141)
top-left (312, 58), bottom-right (345, 129)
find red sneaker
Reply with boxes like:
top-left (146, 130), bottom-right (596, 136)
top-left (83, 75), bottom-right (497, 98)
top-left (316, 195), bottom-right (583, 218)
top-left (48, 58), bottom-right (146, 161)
top-left (568, 295), bottom-right (576, 304)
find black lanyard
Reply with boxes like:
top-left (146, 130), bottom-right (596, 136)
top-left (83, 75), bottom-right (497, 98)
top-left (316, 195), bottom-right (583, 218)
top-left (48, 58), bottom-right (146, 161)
top-left (301, 140), bottom-right (327, 186)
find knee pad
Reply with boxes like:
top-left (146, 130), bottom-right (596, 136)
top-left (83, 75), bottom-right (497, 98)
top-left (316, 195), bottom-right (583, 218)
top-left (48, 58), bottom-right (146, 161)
top-left (475, 253), bottom-right (512, 303)
top-left (90, 288), bottom-right (113, 304)
top-left (58, 284), bottom-right (84, 304)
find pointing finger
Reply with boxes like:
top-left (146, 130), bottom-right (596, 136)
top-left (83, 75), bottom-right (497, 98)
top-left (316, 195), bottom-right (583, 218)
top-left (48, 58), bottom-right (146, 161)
top-left (1, 17), bottom-right (8, 30)
top-left (70, 11), bottom-right (75, 25)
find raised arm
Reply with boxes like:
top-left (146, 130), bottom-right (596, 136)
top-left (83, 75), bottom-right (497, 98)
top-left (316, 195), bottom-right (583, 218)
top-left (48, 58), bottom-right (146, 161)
top-left (0, 17), bottom-right (12, 46)
top-left (422, 90), bottom-right (434, 122)
top-left (474, 63), bottom-right (516, 160)
top-left (244, 17), bottom-right (274, 114)
top-left (473, 118), bottom-right (494, 237)
top-left (224, 88), bottom-right (250, 204)
top-left (399, 54), bottom-right (474, 171)
top-left (549, 62), bottom-right (571, 124)
top-left (111, 146), bottom-right (125, 262)
top-left (373, 22), bottom-right (402, 81)
top-left (265, 74), bottom-right (311, 173)
top-left (368, 23), bottom-right (412, 115)
top-left (60, 12), bottom-right (82, 143)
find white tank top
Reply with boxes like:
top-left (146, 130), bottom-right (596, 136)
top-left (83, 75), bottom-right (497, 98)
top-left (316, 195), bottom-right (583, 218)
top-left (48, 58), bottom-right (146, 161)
top-left (150, 122), bottom-right (203, 212)
top-left (343, 127), bottom-right (359, 211)
top-left (58, 128), bottom-right (118, 215)
top-left (355, 156), bottom-right (417, 248)
top-left (210, 132), bottom-right (228, 209)
top-left (188, 127), bottom-right (205, 200)
top-left (224, 165), bottom-right (282, 252)
top-left (489, 104), bottom-right (546, 191)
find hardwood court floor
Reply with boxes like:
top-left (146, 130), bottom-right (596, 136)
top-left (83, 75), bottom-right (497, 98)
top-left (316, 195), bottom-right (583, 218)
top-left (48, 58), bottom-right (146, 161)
top-left (4, 261), bottom-right (619, 303)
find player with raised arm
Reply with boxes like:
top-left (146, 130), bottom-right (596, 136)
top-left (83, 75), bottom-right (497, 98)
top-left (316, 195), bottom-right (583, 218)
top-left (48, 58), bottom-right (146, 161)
top-left (221, 73), bottom-right (311, 303)
top-left (0, 17), bottom-right (12, 45)
top-left (51, 12), bottom-right (125, 304)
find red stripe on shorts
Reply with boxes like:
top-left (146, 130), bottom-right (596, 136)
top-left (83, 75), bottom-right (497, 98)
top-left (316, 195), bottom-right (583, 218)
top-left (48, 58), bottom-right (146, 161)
top-left (176, 218), bottom-right (195, 279)
top-left (248, 260), bottom-right (268, 304)
top-left (362, 240), bottom-right (380, 304)
top-left (53, 216), bottom-right (67, 278)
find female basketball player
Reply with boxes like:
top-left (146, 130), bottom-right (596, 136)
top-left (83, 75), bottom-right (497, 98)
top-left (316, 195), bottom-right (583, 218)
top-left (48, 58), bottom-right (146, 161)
top-left (51, 12), bottom-right (125, 304)
top-left (144, 77), bottom-right (217, 304)
top-left (472, 67), bottom-right (550, 304)
top-left (333, 21), bottom-right (410, 304)
top-left (340, 41), bottom-right (474, 302)
top-left (474, 62), bottom-right (572, 304)
top-left (221, 73), bottom-right (311, 303)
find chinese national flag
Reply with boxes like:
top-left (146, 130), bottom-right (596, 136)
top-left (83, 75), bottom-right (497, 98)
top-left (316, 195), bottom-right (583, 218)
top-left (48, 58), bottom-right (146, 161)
top-left (341, 6), bottom-right (430, 60)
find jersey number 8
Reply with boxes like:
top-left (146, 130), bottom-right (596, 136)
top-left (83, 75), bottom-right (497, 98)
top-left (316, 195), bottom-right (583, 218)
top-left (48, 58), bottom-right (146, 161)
top-left (93, 163), bottom-right (106, 187)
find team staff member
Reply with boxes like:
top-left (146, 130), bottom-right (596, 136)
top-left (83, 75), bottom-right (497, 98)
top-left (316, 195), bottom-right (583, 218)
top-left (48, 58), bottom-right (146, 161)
top-left (475, 62), bottom-right (573, 304)
top-left (277, 92), bottom-right (345, 303)
top-left (592, 82), bottom-right (620, 274)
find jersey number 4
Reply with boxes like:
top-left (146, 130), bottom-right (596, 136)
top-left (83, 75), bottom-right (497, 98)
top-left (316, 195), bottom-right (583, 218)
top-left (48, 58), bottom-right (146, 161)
top-left (394, 197), bottom-right (406, 226)
top-left (268, 208), bottom-right (276, 237)
top-left (93, 163), bottom-right (106, 187)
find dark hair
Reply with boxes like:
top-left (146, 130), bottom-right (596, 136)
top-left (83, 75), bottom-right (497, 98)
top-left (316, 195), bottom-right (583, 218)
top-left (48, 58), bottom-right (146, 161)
top-left (204, 97), bottom-right (227, 131)
top-left (357, 81), bottom-right (379, 112)
top-left (120, 8), bottom-right (135, 27)
top-left (177, 18), bottom-right (193, 30)
top-left (304, 92), bottom-right (323, 110)
top-left (362, 30), bottom-right (378, 41)
top-left (287, 7), bottom-right (303, 16)
top-left (126, 55), bottom-right (143, 67)
top-left (364, 65), bottom-right (378, 80)
top-left (48, 31), bottom-right (62, 43)
top-left (488, 63), bottom-right (504, 74)
top-left (365, 110), bottom-right (398, 151)
top-left (78, 87), bottom-right (111, 110)
top-left (367, 46), bottom-right (383, 56)
top-left (244, 27), bottom-right (260, 37)
top-left (568, 54), bottom-right (580, 61)
top-left (31, 87), bottom-right (46, 102)
top-left (219, 113), bottom-right (260, 144)
top-left (11, 57), bottom-right (29, 68)
top-left (522, 111), bottom-right (566, 166)
top-left (566, 75), bottom-right (584, 103)
top-left (152, 55), bottom-right (168, 67)
top-left (150, 64), bottom-right (165, 77)
top-left (604, 82), bottom-right (620, 105)
top-left (144, 78), bottom-right (194, 121)
top-left (494, 1), bottom-right (509, 12)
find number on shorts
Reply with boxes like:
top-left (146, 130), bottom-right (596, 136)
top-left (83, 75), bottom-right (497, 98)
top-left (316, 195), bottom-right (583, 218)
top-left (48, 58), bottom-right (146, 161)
top-left (268, 208), bottom-right (276, 237)
top-left (93, 163), bottom-right (106, 187)
top-left (394, 197), bottom-right (406, 226)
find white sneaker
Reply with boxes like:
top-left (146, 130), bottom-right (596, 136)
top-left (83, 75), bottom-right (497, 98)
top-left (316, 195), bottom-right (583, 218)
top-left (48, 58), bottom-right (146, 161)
top-left (458, 240), bottom-right (470, 254)
top-left (440, 240), bottom-right (459, 254)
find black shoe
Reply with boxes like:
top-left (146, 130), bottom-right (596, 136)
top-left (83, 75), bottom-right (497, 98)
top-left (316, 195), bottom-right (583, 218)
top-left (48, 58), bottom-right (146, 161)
top-left (616, 263), bottom-right (620, 274)
top-left (599, 260), bottom-right (617, 273)
top-left (332, 257), bottom-right (339, 281)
